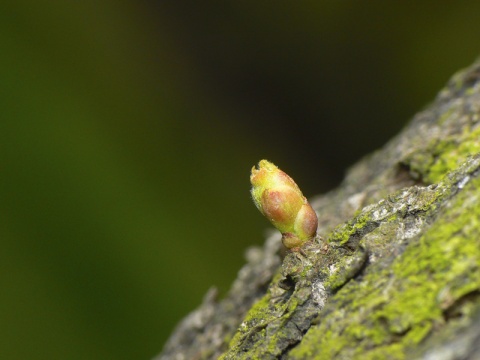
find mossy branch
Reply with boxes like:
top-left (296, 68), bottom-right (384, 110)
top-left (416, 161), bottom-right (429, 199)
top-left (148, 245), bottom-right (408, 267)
top-left (158, 58), bottom-right (480, 360)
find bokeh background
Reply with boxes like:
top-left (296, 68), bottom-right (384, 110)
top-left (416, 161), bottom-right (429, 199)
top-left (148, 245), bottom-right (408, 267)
top-left (2, 1), bottom-right (480, 359)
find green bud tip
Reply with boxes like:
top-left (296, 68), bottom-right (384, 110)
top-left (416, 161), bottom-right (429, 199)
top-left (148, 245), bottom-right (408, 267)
top-left (250, 160), bottom-right (318, 249)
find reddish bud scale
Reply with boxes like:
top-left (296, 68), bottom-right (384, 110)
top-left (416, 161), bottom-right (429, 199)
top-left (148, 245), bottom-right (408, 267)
top-left (250, 160), bottom-right (318, 249)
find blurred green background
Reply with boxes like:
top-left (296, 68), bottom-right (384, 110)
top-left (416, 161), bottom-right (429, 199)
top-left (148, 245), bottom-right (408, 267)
top-left (1, 1), bottom-right (480, 359)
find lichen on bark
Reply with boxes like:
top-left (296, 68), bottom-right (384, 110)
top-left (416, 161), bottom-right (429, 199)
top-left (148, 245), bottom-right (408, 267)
top-left (157, 58), bottom-right (480, 360)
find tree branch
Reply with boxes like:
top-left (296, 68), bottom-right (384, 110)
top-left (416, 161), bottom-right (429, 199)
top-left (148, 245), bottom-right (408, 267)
top-left (158, 58), bottom-right (480, 360)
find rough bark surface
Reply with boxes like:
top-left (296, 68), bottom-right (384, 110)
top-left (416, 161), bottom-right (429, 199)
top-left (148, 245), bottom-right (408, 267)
top-left (157, 59), bottom-right (480, 360)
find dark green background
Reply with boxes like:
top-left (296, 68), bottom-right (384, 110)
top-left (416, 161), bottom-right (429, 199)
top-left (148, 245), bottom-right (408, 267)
top-left (1, 1), bottom-right (479, 359)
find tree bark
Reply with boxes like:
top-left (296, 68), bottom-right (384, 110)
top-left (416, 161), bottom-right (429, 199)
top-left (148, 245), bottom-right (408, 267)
top-left (157, 58), bottom-right (480, 360)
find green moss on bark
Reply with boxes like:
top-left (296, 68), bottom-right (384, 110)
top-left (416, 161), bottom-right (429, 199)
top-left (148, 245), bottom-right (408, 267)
top-left (289, 165), bottom-right (480, 359)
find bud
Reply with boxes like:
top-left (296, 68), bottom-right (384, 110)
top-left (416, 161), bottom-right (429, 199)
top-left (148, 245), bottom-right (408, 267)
top-left (250, 160), bottom-right (318, 249)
